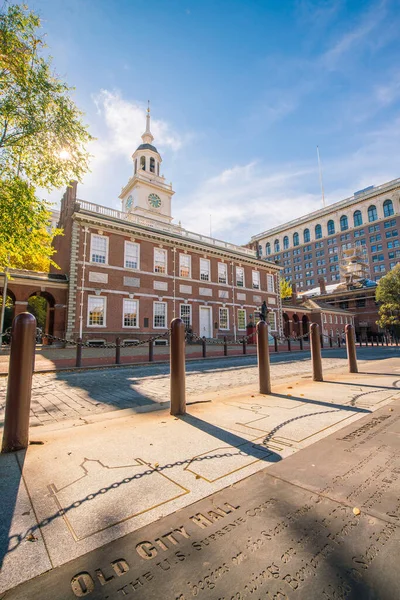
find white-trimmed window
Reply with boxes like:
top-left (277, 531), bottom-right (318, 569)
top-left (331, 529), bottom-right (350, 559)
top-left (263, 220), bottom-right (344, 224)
top-left (90, 234), bottom-right (108, 264)
top-left (88, 296), bottom-right (106, 326)
top-left (153, 301), bottom-right (167, 328)
top-left (180, 304), bottom-right (192, 328)
top-left (237, 309), bottom-right (246, 330)
top-left (236, 267), bottom-right (244, 287)
top-left (154, 248), bottom-right (167, 274)
top-left (123, 299), bottom-right (138, 327)
top-left (219, 307), bottom-right (229, 330)
top-left (266, 274), bottom-right (275, 293)
top-left (218, 262), bottom-right (227, 284)
top-left (200, 258), bottom-right (210, 281)
top-left (252, 271), bottom-right (260, 289)
top-left (268, 311), bottom-right (277, 330)
top-left (329, 314), bottom-right (333, 323)
top-left (323, 314), bottom-right (327, 323)
top-left (124, 241), bottom-right (140, 269)
top-left (179, 254), bottom-right (191, 278)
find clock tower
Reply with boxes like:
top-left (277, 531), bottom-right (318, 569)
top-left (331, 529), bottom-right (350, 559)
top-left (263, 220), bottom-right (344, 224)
top-left (119, 105), bottom-right (174, 224)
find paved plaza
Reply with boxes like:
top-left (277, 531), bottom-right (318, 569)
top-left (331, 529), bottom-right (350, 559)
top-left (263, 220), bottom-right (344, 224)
top-left (0, 347), bottom-right (397, 428)
top-left (0, 348), bottom-right (399, 597)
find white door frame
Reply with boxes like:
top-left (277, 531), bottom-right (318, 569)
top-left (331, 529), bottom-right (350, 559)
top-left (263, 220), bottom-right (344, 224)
top-left (199, 306), bottom-right (212, 338)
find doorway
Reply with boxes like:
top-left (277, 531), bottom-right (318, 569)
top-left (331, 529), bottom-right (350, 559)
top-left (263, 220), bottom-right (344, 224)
top-left (199, 306), bottom-right (212, 338)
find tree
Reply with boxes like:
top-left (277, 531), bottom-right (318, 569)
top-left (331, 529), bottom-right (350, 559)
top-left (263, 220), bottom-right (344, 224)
top-left (0, 3), bottom-right (93, 189)
top-left (376, 264), bottom-right (400, 331)
top-left (0, 177), bottom-right (61, 270)
top-left (280, 278), bottom-right (293, 299)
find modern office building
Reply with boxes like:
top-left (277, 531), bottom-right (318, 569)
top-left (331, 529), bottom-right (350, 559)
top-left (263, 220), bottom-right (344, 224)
top-left (250, 179), bottom-right (400, 292)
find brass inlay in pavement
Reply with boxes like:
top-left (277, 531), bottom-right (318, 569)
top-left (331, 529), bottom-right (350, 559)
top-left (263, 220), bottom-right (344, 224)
top-left (48, 458), bottom-right (189, 541)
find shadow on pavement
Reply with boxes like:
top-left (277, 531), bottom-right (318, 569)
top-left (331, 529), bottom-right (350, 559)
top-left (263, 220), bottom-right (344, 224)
top-left (0, 450), bottom-right (26, 569)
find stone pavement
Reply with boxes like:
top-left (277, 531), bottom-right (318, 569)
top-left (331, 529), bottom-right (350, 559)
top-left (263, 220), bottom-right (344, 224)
top-left (5, 396), bottom-right (400, 600)
top-left (0, 353), bottom-right (399, 596)
top-left (0, 347), bottom-right (397, 428)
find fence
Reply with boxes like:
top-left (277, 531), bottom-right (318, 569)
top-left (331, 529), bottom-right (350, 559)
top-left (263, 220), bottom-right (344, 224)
top-left (2, 315), bottom-right (362, 451)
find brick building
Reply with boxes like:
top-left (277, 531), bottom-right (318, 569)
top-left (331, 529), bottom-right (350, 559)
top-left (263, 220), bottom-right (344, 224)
top-left (299, 279), bottom-right (380, 341)
top-left (51, 111), bottom-right (282, 344)
top-left (249, 179), bottom-right (400, 292)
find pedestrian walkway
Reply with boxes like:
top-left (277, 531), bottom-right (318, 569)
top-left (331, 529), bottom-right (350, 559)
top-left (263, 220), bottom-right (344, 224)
top-left (0, 347), bottom-right (397, 428)
top-left (0, 355), bottom-right (399, 595)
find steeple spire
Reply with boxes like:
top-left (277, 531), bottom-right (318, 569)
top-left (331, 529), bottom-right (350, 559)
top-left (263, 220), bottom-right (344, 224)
top-left (141, 100), bottom-right (154, 144)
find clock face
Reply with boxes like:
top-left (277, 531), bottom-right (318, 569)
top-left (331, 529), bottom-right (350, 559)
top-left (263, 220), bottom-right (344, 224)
top-left (148, 193), bottom-right (162, 209)
top-left (126, 195), bottom-right (133, 210)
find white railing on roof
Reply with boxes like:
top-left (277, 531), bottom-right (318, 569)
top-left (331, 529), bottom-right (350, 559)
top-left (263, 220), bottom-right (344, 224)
top-left (77, 200), bottom-right (257, 257)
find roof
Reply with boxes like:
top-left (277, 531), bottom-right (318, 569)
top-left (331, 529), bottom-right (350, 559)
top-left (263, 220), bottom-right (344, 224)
top-left (304, 298), bottom-right (354, 314)
top-left (298, 278), bottom-right (377, 299)
top-left (136, 143), bottom-right (159, 153)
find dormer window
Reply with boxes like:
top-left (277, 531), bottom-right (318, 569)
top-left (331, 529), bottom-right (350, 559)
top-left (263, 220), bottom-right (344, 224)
top-left (140, 156), bottom-right (146, 170)
top-left (150, 157), bottom-right (155, 173)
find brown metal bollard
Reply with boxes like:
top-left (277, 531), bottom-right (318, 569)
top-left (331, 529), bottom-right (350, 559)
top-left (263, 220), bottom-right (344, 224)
top-left (2, 313), bottom-right (36, 453)
top-left (170, 318), bottom-right (186, 415)
top-left (202, 337), bottom-right (207, 358)
top-left (310, 323), bottom-right (323, 382)
top-left (76, 337), bottom-right (83, 367)
top-left (257, 320), bottom-right (271, 394)
top-left (345, 324), bottom-right (358, 373)
top-left (149, 339), bottom-right (154, 362)
top-left (299, 336), bottom-right (303, 351)
top-left (116, 337), bottom-right (121, 365)
top-left (224, 335), bottom-right (228, 356)
top-left (274, 336), bottom-right (278, 353)
top-left (287, 337), bottom-right (291, 352)
top-left (242, 339), bottom-right (247, 354)
top-left (320, 333), bottom-right (324, 349)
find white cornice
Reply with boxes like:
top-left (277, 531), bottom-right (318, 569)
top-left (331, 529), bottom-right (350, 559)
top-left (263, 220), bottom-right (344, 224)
top-left (73, 213), bottom-right (281, 271)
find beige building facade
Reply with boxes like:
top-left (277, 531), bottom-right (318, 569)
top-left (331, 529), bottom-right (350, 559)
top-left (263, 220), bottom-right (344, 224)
top-left (250, 180), bottom-right (400, 292)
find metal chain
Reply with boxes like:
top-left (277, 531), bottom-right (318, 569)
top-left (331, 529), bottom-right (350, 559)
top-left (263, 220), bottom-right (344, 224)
top-left (3, 328), bottom-right (172, 349)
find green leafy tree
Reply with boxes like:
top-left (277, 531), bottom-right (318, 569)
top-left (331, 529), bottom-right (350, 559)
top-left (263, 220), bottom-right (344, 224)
top-left (280, 278), bottom-right (293, 299)
top-left (0, 3), bottom-right (92, 271)
top-left (376, 264), bottom-right (400, 330)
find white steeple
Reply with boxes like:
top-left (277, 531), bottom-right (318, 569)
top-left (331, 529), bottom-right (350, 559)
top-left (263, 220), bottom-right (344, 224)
top-left (141, 101), bottom-right (154, 145)
top-left (119, 102), bottom-right (175, 224)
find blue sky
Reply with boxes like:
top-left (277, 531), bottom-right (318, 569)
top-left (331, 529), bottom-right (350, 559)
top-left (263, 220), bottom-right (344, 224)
top-left (34, 0), bottom-right (400, 243)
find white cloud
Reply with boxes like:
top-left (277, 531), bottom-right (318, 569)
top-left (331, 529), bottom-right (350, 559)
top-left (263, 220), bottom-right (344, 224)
top-left (321, 0), bottom-right (387, 70)
top-left (176, 162), bottom-right (319, 244)
top-left (92, 90), bottom-right (183, 156)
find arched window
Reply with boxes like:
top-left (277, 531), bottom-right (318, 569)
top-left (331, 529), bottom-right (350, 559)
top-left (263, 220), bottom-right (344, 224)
top-left (327, 220), bottom-right (335, 235)
top-left (140, 156), bottom-right (146, 170)
top-left (266, 242), bottom-right (271, 255)
top-left (134, 159), bottom-right (137, 174)
top-left (383, 199), bottom-right (394, 217)
top-left (315, 224), bottom-right (322, 239)
top-left (368, 205), bottom-right (378, 222)
top-left (258, 245), bottom-right (262, 256)
top-left (340, 215), bottom-right (348, 231)
top-left (274, 239), bottom-right (280, 253)
top-left (150, 157), bottom-right (155, 173)
top-left (303, 228), bottom-right (310, 243)
top-left (157, 162), bottom-right (160, 176)
top-left (293, 232), bottom-right (299, 246)
top-left (353, 210), bottom-right (362, 227)
top-left (283, 235), bottom-right (289, 249)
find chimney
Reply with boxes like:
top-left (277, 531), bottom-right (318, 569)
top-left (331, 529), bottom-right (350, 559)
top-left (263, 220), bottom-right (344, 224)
top-left (319, 277), bottom-right (327, 295)
top-left (291, 282), bottom-right (297, 303)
